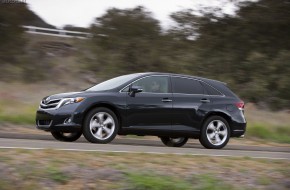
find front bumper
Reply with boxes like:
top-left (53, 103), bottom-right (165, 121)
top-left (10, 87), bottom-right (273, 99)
top-left (36, 104), bottom-right (83, 132)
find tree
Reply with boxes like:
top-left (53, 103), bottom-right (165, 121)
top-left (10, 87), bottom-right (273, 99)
top-left (0, 3), bottom-right (26, 63)
top-left (89, 6), bottom-right (168, 76)
top-left (169, 0), bottom-right (290, 108)
top-left (63, 25), bottom-right (89, 32)
top-left (0, 3), bottom-right (57, 81)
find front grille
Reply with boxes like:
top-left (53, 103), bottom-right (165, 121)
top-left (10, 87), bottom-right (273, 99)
top-left (38, 120), bottom-right (52, 126)
top-left (40, 98), bottom-right (61, 109)
top-left (47, 99), bottom-right (60, 104)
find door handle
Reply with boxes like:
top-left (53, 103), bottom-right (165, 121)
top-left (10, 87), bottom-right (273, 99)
top-left (162, 98), bottom-right (172, 102)
top-left (200, 98), bottom-right (210, 103)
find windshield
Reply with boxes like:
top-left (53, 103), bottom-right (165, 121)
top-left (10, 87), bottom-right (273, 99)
top-left (86, 74), bottom-right (140, 91)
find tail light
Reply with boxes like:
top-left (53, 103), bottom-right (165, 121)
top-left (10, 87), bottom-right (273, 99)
top-left (236, 101), bottom-right (245, 110)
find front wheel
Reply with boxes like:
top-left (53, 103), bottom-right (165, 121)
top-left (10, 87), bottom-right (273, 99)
top-left (83, 107), bottom-right (119, 144)
top-left (199, 116), bottom-right (230, 149)
top-left (51, 131), bottom-right (82, 142)
top-left (160, 137), bottom-right (188, 147)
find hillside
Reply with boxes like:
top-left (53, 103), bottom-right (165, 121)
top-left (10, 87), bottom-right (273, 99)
top-left (0, 3), bottom-right (55, 28)
top-left (0, 0), bottom-right (290, 110)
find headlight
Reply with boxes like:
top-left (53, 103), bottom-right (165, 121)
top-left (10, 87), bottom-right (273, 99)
top-left (61, 97), bottom-right (85, 107)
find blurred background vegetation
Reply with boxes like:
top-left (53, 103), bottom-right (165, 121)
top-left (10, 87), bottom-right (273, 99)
top-left (0, 0), bottom-right (290, 143)
top-left (1, 0), bottom-right (290, 110)
top-left (0, 2), bottom-right (289, 189)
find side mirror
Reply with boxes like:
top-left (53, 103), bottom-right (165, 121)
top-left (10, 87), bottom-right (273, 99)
top-left (129, 86), bottom-right (143, 97)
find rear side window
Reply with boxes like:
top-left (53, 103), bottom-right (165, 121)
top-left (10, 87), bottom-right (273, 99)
top-left (202, 82), bottom-right (223, 96)
top-left (172, 77), bottom-right (204, 94)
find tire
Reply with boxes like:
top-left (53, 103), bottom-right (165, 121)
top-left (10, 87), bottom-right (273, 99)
top-left (83, 107), bottom-right (119, 144)
top-left (51, 131), bottom-right (82, 142)
top-left (160, 137), bottom-right (188, 147)
top-left (199, 116), bottom-right (230, 149)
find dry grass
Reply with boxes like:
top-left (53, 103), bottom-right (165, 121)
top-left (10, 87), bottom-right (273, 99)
top-left (0, 149), bottom-right (289, 190)
top-left (0, 82), bottom-right (87, 125)
top-left (245, 103), bottom-right (290, 143)
top-left (245, 103), bottom-right (290, 127)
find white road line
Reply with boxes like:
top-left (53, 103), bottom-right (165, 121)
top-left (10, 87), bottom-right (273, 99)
top-left (0, 146), bottom-right (289, 160)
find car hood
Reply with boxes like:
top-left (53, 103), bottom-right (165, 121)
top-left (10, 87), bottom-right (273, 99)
top-left (46, 91), bottom-right (103, 100)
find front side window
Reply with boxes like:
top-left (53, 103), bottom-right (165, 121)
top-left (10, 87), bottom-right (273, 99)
top-left (86, 74), bottom-right (140, 91)
top-left (132, 76), bottom-right (169, 93)
top-left (172, 77), bottom-right (204, 94)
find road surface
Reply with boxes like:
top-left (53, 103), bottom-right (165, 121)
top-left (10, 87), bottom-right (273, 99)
top-left (0, 133), bottom-right (289, 160)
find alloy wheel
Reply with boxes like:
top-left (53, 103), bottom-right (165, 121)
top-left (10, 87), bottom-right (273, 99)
top-left (206, 120), bottom-right (228, 146)
top-left (89, 112), bottom-right (115, 140)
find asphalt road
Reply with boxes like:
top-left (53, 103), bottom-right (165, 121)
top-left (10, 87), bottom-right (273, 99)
top-left (0, 133), bottom-right (289, 160)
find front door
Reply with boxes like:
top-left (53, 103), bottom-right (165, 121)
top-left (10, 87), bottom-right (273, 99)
top-left (125, 75), bottom-right (173, 134)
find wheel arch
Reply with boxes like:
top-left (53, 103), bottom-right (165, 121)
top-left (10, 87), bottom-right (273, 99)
top-left (82, 102), bottom-right (122, 129)
top-left (202, 111), bottom-right (233, 135)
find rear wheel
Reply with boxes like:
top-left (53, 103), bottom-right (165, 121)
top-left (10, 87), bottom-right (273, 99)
top-left (199, 116), bottom-right (230, 149)
top-left (83, 107), bottom-right (119, 144)
top-left (51, 131), bottom-right (82, 142)
top-left (160, 137), bottom-right (188, 147)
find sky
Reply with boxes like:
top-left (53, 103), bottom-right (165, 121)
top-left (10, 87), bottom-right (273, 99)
top-left (26, 0), bottom-right (256, 29)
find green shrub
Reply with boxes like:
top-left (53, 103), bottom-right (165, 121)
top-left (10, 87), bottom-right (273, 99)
top-left (0, 100), bottom-right (37, 124)
top-left (46, 166), bottom-right (69, 184)
top-left (247, 123), bottom-right (290, 143)
top-left (194, 174), bottom-right (234, 190)
top-left (126, 172), bottom-right (192, 190)
top-left (247, 124), bottom-right (272, 139)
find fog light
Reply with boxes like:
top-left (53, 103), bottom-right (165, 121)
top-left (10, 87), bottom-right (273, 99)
top-left (64, 118), bottom-right (72, 124)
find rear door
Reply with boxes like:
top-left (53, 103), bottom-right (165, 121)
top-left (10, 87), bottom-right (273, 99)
top-left (171, 76), bottom-right (211, 135)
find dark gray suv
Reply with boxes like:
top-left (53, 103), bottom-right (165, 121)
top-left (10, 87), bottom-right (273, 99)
top-left (36, 72), bottom-right (246, 149)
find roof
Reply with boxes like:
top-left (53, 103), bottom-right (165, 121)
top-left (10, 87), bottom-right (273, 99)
top-left (135, 72), bottom-right (226, 85)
